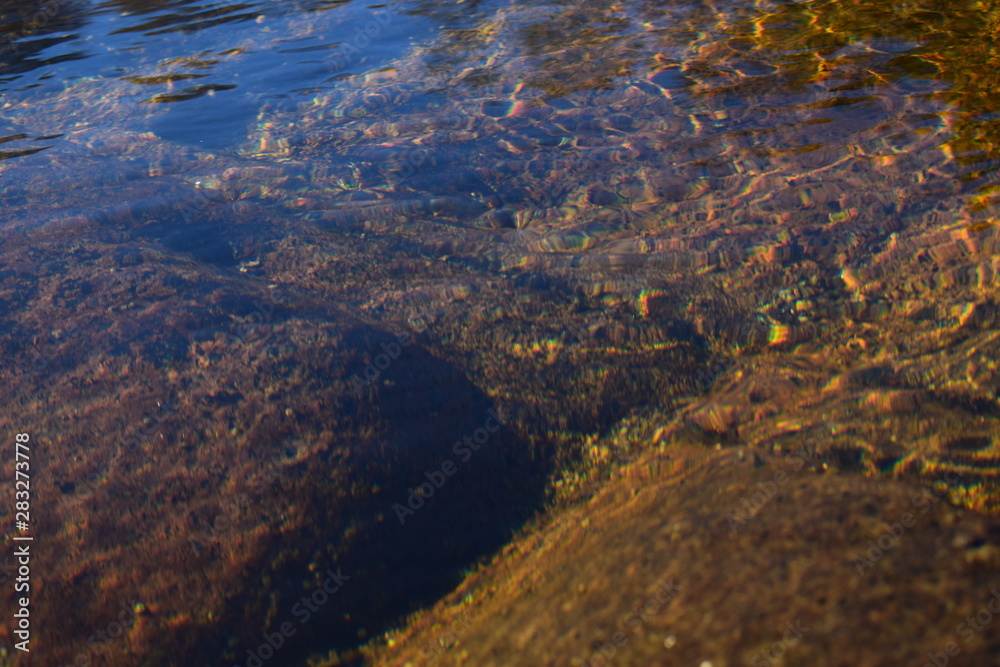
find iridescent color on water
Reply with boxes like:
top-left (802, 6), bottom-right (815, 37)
top-left (1, 0), bottom-right (1000, 665)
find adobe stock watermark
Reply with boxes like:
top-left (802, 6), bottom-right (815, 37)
top-left (749, 619), bottom-right (810, 667)
top-left (188, 463), bottom-right (282, 555)
top-left (391, 409), bottom-right (506, 524)
top-left (57, 599), bottom-right (142, 667)
top-left (236, 567), bottom-right (350, 667)
top-left (183, 289), bottom-right (283, 347)
top-left (347, 332), bottom-right (413, 397)
top-left (853, 470), bottom-right (962, 575)
top-left (348, 293), bottom-right (473, 397)
top-left (923, 589), bottom-right (1000, 667)
top-left (726, 444), bottom-right (819, 532)
top-left (328, 8), bottom-right (394, 73)
top-left (573, 578), bottom-right (681, 667)
top-left (223, 294), bottom-right (280, 344)
top-left (0, 0), bottom-right (71, 57)
top-left (15, 318), bottom-right (86, 378)
top-left (64, 400), bottom-right (176, 507)
top-left (418, 611), bottom-right (472, 664)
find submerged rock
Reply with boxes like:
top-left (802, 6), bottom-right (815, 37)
top-left (362, 445), bottom-right (1000, 666)
top-left (0, 233), bottom-right (547, 666)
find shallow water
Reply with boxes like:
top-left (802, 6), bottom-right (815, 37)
top-left (2, 0), bottom-right (1000, 664)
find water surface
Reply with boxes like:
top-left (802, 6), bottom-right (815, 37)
top-left (2, 0), bottom-right (1000, 664)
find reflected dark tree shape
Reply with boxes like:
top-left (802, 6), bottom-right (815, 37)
top-left (0, 0), bottom-right (364, 87)
top-left (104, 0), bottom-right (261, 36)
top-left (0, 0), bottom-right (88, 83)
top-left (103, 0), bottom-right (366, 36)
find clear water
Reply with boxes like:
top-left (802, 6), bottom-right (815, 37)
top-left (2, 0), bottom-right (1000, 664)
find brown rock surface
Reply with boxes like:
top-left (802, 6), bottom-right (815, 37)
top-left (2, 0), bottom-right (1000, 665)
top-left (361, 445), bottom-right (1000, 667)
top-left (0, 231), bottom-right (549, 666)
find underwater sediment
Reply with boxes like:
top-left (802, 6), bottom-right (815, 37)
top-left (1, 0), bottom-right (1000, 664)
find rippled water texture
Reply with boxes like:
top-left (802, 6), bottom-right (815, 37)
top-left (2, 0), bottom-right (1000, 664)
